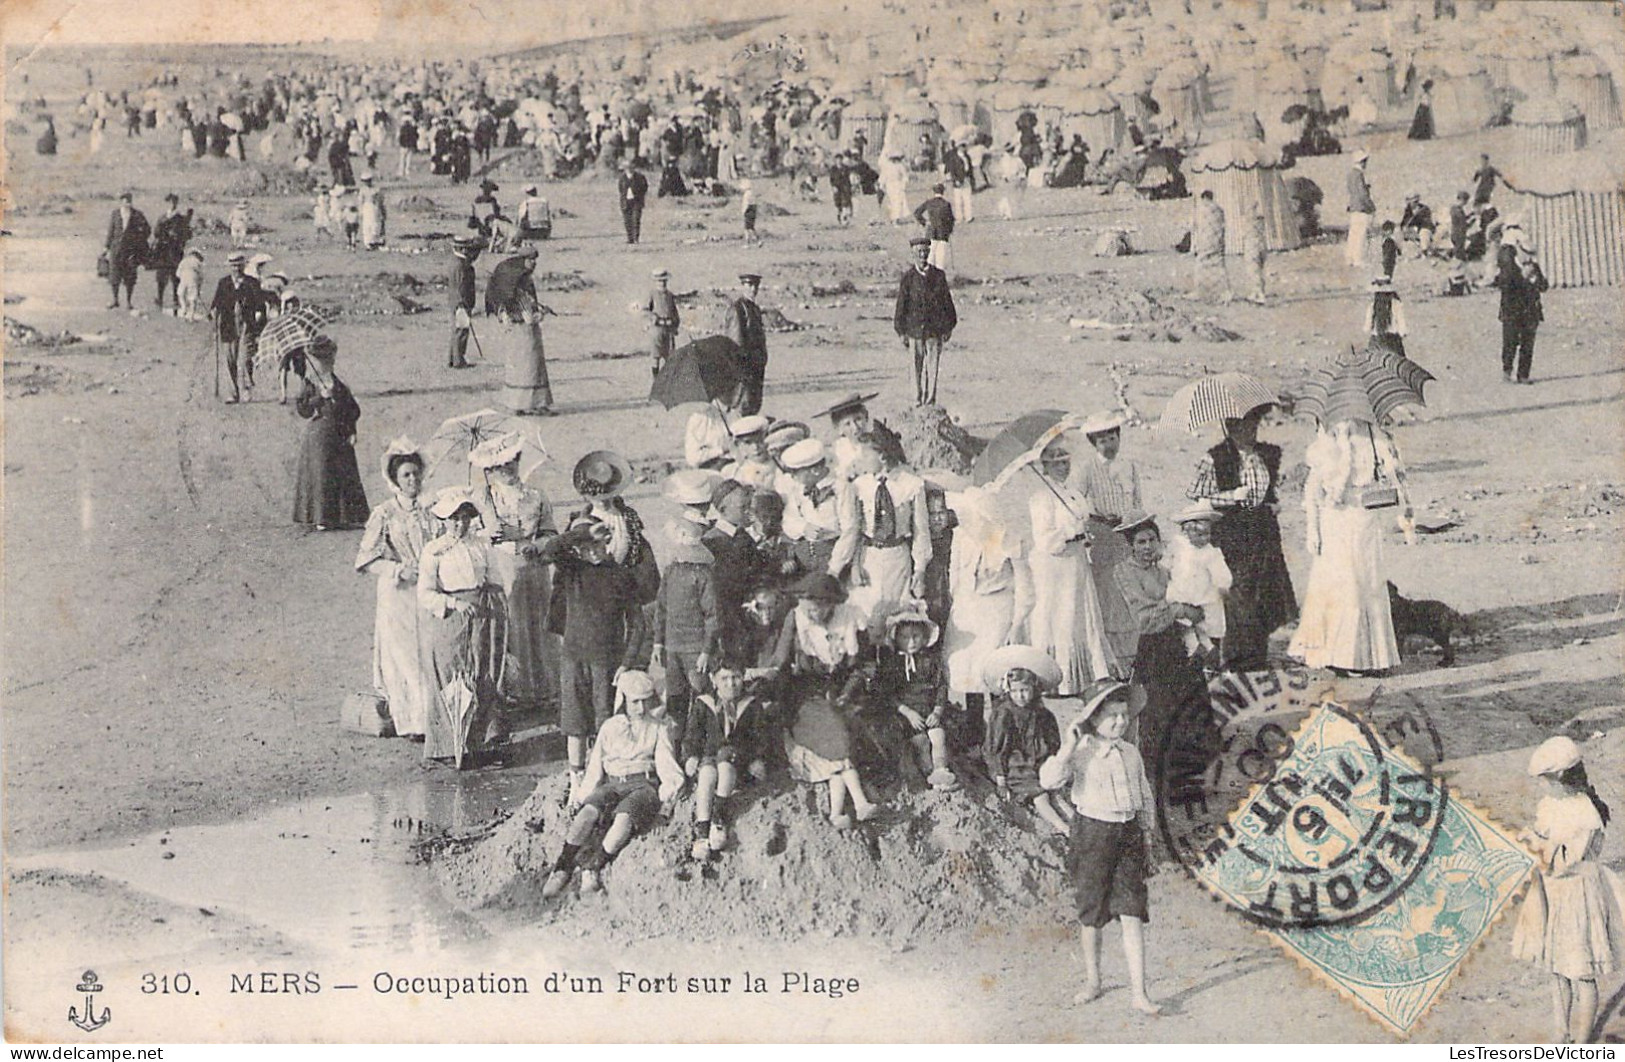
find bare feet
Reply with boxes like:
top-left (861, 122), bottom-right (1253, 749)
top-left (1073, 979), bottom-right (1101, 1005)
top-left (1131, 994), bottom-right (1162, 1015)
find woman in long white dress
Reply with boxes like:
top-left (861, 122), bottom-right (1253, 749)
top-left (354, 438), bottom-right (437, 738)
top-left (358, 175), bottom-right (386, 249)
top-left (1022, 437), bottom-right (1120, 695)
top-left (1069, 411), bottom-right (1143, 667)
top-left (1288, 420), bottom-right (1411, 673)
top-left (943, 485), bottom-right (1017, 703)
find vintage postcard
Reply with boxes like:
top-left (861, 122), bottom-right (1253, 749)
top-left (4, 0), bottom-right (1623, 1045)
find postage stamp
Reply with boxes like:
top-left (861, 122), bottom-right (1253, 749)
top-left (1189, 698), bottom-right (1536, 1036)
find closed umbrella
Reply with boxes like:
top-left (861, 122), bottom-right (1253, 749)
top-left (1160, 372), bottom-right (1279, 434)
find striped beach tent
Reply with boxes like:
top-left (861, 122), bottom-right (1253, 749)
top-left (1187, 138), bottom-right (1303, 253)
top-left (1503, 146), bottom-right (1625, 288)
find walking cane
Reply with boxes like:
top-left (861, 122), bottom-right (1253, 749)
top-left (212, 328), bottom-right (220, 399)
top-left (467, 318), bottom-right (486, 363)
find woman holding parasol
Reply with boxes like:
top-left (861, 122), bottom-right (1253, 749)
top-left (291, 336), bottom-right (369, 530)
top-left (417, 488), bottom-right (509, 768)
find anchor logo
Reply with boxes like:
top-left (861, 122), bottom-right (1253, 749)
top-left (68, 970), bottom-right (111, 1033)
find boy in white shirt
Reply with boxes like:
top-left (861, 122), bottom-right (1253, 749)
top-left (1164, 502), bottom-right (1231, 661)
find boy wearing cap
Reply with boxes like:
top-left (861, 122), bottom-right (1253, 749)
top-left (535, 516), bottom-right (653, 790)
top-left (780, 438), bottom-right (842, 576)
top-left (645, 268), bottom-right (680, 380)
top-left (722, 273), bottom-right (768, 415)
top-left (656, 475), bottom-right (722, 730)
top-left (704, 478), bottom-right (768, 648)
top-left (721, 415), bottom-right (775, 490)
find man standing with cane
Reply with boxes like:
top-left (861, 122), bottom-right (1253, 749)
top-left (208, 251), bottom-right (265, 404)
top-left (448, 234), bottom-right (482, 369)
top-left (894, 236), bottom-right (957, 406)
top-left (645, 267), bottom-right (680, 382)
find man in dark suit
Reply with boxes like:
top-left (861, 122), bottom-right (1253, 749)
top-left (448, 235), bottom-right (483, 368)
top-left (618, 159), bottom-right (649, 244)
top-left (149, 193), bottom-right (192, 312)
top-left (1494, 232), bottom-right (1549, 385)
top-left (104, 191), bottom-right (150, 309)
top-left (722, 272), bottom-right (768, 415)
top-left (913, 182), bottom-right (956, 276)
top-left (208, 252), bottom-right (266, 403)
top-left (894, 237), bottom-right (958, 406)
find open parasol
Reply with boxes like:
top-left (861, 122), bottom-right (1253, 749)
top-left (424, 408), bottom-right (527, 479)
top-left (1160, 372), bottom-right (1279, 434)
top-left (970, 409), bottom-right (1089, 522)
top-left (253, 305), bottom-right (335, 369)
top-left (649, 335), bottom-right (745, 410)
top-left (1292, 345), bottom-right (1435, 426)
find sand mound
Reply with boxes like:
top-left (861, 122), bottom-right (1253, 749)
top-left (214, 164), bottom-right (316, 199)
top-left (1067, 281), bottom-right (1242, 343)
top-left (535, 270), bottom-right (596, 292)
top-left (436, 774), bottom-right (1071, 943)
top-left (5, 317), bottom-right (83, 349)
top-left (881, 404), bottom-right (985, 474)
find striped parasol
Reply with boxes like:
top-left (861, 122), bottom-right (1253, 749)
top-left (1160, 372), bottom-right (1279, 435)
top-left (253, 305), bottom-right (335, 369)
top-left (1294, 345), bottom-right (1435, 426)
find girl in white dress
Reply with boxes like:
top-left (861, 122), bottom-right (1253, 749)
top-left (1289, 421), bottom-right (1409, 673)
top-left (1514, 736), bottom-right (1625, 1043)
top-left (1021, 438), bottom-right (1119, 695)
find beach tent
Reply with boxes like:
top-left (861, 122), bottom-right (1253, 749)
top-left (1059, 89), bottom-right (1126, 155)
top-left (882, 96), bottom-right (942, 168)
top-left (841, 98), bottom-right (888, 159)
top-left (1151, 58), bottom-right (1209, 143)
top-left (1416, 51), bottom-right (1497, 138)
top-left (1555, 53), bottom-right (1623, 133)
top-left (1510, 95), bottom-right (1589, 168)
top-left (1503, 144), bottom-right (1625, 287)
top-left (1187, 138), bottom-right (1304, 253)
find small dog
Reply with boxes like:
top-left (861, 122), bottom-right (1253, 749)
top-left (1388, 582), bottom-right (1469, 667)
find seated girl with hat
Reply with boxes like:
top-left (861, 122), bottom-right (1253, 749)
top-left (542, 670), bottom-right (683, 900)
top-left (860, 603), bottom-right (960, 791)
top-left (982, 644), bottom-right (1068, 836)
top-left (1039, 679), bottom-right (1160, 1014)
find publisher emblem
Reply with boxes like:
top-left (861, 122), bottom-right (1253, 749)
top-left (68, 969), bottom-right (111, 1033)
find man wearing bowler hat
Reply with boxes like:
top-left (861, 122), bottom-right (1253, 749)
top-left (722, 272), bottom-right (768, 416)
top-left (618, 158), bottom-right (649, 245)
top-left (208, 251), bottom-right (265, 403)
top-left (894, 236), bottom-right (958, 406)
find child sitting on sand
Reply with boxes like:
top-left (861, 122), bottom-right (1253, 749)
top-left (681, 660), bottom-right (775, 862)
top-left (1163, 503), bottom-right (1230, 662)
top-left (867, 606), bottom-right (960, 791)
top-left (1040, 679), bottom-right (1160, 1015)
top-left (542, 670), bottom-right (682, 900)
top-left (1513, 735), bottom-right (1625, 1043)
top-left (982, 645), bottom-right (1069, 836)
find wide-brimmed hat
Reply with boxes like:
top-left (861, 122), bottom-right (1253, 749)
top-left (308, 335), bottom-right (338, 364)
top-left (380, 435), bottom-right (424, 487)
top-left (227, 252), bottom-right (248, 265)
top-left (1074, 679), bottom-right (1148, 729)
top-left (613, 668), bottom-right (658, 711)
top-left (1079, 409), bottom-right (1127, 436)
top-left (980, 644), bottom-right (1063, 692)
top-left (572, 450), bottom-right (631, 498)
top-left (780, 437), bottom-right (826, 470)
top-left (469, 431), bottom-right (524, 470)
top-left (1174, 501), bottom-right (1222, 525)
top-left (652, 267), bottom-right (670, 279)
top-left (764, 420), bottom-right (810, 454)
top-left (1528, 735), bottom-right (1582, 778)
top-left (1369, 277), bottom-right (1397, 293)
top-left (1115, 510), bottom-right (1157, 537)
top-left (429, 486), bottom-right (480, 519)
top-left (1352, 149), bottom-right (1369, 162)
top-left (791, 571), bottom-right (846, 603)
top-left (452, 235), bottom-right (484, 251)
top-left (815, 391), bottom-right (878, 421)
top-left (663, 468), bottom-right (718, 506)
top-left (884, 606), bottom-right (940, 648)
top-left (738, 272), bottom-right (763, 284)
top-left (729, 414), bottom-right (769, 439)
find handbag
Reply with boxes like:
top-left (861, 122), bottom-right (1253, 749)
top-left (95, 251), bottom-right (110, 279)
top-left (1360, 424), bottom-right (1400, 509)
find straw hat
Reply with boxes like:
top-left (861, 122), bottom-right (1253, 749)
top-left (729, 414), bottom-right (769, 438)
top-left (780, 438), bottom-right (827, 470)
top-left (980, 644), bottom-right (1063, 692)
top-left (380, 436), bottom-right (424, 487)
top-left (469, 431), bottom-right (524, 470)
top-left (1174, 501), bottom-right (1222, 525)
top-left (429, 486), bottom-right (480, 519)
top-left (1079, 409), bottom-right (1127, 436)
top-left (884, 606), bottom-right (940, 648)
top-left (763, 420), bottom-right (810, 454)
top-left (1115, 510), bottom-right (1157, 537)
top-left (663, 468), bottom-right (718, 506)
top-left (1527, 736), bottom-right (1582, 778)
top-left (815, 392), bottom-right (878, 421)
top-left (572, 450), bottom-right (631, 498)
top-left (1074, 679), bottom-right (1148, 729)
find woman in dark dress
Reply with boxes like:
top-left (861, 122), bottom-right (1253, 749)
top-left (292, 336), bottom-right (369, 530)
top-left (1407, 80), bottom-right (1435, 141)
top-left (1184, 406), bottom-right (1295, 673)
top-left (1112, 515), bottom-right (1215, 794)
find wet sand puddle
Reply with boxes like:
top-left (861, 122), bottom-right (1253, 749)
top-left (12, 771), bottom-right (542, 953)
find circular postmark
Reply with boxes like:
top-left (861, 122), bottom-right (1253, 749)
top-left (1153, 669), bottom-right (1450, 931)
